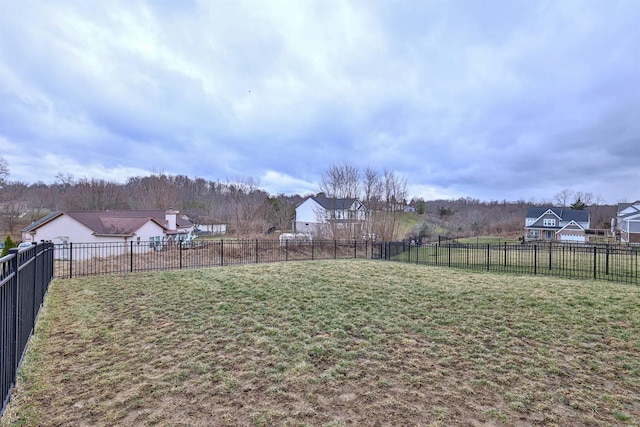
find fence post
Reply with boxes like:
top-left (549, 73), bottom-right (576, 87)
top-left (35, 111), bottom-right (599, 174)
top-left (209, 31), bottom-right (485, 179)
top-left (593, 246), bottom-right (597, 280)
top-left (504, 242), bottom-right (507, 268)
top-left (448, 244), bottom-right (451, 268)
top-left (130, 241), bottom-right (134, 273)
top-left (354, 240), bottom-right (357, 259)
top-left (220, 240), bottom-right (224, 266)
top-left (605, 244), bottom-right (609, 276)
top-left (285, 239), bottom-right (289, 262)
top-left (69, 242), bottom-right (73, 278)
top-left (9, 249), bottom-right (19, 377)
top-left (255, 239), bottom-right (259, 264)
top-left (534, 244), bottom-right (537, 275)
top-left (466, 243), bottom-right (469, 267)
top-left (486, 243), bottom-right (490, 271)
top-left (548, 242), bottom-right (552, 271)
top-left (32, 246), bottom-right (38, 323)
top-left (179, 240), bottom-right (183, 269)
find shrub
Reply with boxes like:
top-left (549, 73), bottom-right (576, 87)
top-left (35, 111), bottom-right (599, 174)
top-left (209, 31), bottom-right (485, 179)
top-left (1, 235), bottom-right (17, 257)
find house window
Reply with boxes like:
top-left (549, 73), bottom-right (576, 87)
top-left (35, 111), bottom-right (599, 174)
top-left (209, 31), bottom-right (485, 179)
top-left (543, 219), bottom-right (556, 227)
top-left (149, 236), bottom-right (161, 248)
top-left (529, 230), bottom-right (538, 238)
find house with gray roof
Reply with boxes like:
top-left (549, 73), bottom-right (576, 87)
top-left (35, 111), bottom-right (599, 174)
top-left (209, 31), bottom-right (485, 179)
top-left (294, 195), bottom-right (366, 239)
top-left (614, 201), bottom-right (640, 243)
top-left (524, 207), bottom-right (591, 243)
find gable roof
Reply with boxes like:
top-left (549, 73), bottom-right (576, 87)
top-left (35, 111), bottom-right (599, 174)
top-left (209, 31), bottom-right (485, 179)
top-left (617, 202), bottom-right (640, 219)
top-left (311, 196), bottom-right (361, 210)
top-left (22, 210), bottom-right (192, 236)
top-left (556, 220), bottom-right (586, 234)
top-left (525, 207), bottom-right (590, 223)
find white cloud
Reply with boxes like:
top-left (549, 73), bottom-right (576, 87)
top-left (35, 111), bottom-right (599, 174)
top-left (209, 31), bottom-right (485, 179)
top-left (1, 0), bottom-right (639, 203)
top-left (260, 170), bottom-right (317, 196)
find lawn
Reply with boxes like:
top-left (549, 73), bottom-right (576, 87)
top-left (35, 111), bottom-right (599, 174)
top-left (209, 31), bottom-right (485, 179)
top-left (2, 260), bottom-right (640, 426)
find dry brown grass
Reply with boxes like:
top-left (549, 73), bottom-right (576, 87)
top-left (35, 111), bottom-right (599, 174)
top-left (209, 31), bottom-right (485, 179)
top-left (3, 260), bottom-right (640, 426)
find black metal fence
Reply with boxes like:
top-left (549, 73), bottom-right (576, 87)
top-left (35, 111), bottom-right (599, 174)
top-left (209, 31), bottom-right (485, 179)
top-left (2, 238), bottom-right (639, 417)
top-left (53, 239), bottom-right (373, 279)
top-left (1, 242), bottom-right (54, 418)
top-left (372, 241), bottom-right (640, 284)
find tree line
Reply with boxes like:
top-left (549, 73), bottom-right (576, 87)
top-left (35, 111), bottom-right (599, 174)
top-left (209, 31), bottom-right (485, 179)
top-left (0, 156), bottom-right (618, 242)
top-left (0, 159), bottom-right (410, 240)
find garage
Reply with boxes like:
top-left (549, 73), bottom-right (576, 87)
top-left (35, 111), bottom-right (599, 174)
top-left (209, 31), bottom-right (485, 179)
top-left (559, 234), bottom-right (586, 243)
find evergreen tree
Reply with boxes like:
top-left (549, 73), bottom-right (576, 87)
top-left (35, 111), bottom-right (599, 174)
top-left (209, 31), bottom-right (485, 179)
top-left (1, 235), bottom-right (16, 257)
top-left (571, 197), bottom-right (587, 210)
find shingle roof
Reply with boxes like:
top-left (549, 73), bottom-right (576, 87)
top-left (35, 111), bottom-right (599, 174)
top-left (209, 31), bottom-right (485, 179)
top-left (312, 196), bottom-right (359, 210)
top-left (21, 211), bottom-right (62, 232)
top-left (525, 207), bottom-right (590, 223)
top-left (617, 202), bottom-right (640, 219)
top-left (21, 210), bottom-right (192, 235)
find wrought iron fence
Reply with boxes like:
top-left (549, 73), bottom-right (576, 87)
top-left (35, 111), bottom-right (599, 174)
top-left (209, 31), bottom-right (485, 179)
top-left (2, 238), bottom-right (639, 418)
top-left (53, 239), bottom-right (374, 279)
top-left (372, 241), bottom-right (640, 284)
top-left (1, 242), bottom-right (54, 418)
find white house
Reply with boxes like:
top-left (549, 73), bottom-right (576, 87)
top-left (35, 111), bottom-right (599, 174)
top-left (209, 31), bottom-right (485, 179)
top-left (194, 216), bottom-right (227, 235)
top-left (21, 209), bottom-right (194, 259)
top-left (294, 195), bottom-right (366, 239)
top-left (614, 201), bottom-right (640, 243)
top-left (524, 207), bottom-right (591, 243)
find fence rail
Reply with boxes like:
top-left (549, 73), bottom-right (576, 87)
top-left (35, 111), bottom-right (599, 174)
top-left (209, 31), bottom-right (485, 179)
top-left (1, 242), bottom-right (54, 418)
top-left (372, 241), bottom-right (640, 284)
top-left (53, 239), bottom-right (373, 279)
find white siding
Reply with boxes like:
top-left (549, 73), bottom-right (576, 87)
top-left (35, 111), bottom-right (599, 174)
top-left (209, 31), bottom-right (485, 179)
top-left (295, 199), bottom-right (326, 224)
top-left (23, 215), bottom-right (98, 244)
top-left (135, 221), bottom-right (166, 241)
top-left (23, 214), bottom-right (167, 260)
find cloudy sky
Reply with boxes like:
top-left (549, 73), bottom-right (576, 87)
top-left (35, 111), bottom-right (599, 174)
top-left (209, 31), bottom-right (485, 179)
top-left (1, 0), bottom-right (639, 203)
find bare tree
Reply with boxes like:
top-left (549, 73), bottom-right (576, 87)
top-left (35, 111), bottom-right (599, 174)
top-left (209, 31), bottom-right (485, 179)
top-left (0, 156), bottom-right (8, 188)
top-left (126, 174), bottom-right (182, 210)
top-left (316, 163), bottom-right (363, 239)
top-left (53, 172), bottom-right (75, 209)
top-left (0, 182), bottom-right (27, 235)
top-left (553, 189), bottom-right (574, 207)
top-left (362, 167), bottom-right (383, 239)
top-left (316, 164), bottom-right (408, 241)
top-left (24, 182), bottom-right (57, 222)
top-left (319, 163), bottom-right (361, 199)
top-left (62, 178), bottom-right (130, 210)
top-left (371, 169), bottom-right (408, 241)
top-left (224, 177), bottom-right (268, 238)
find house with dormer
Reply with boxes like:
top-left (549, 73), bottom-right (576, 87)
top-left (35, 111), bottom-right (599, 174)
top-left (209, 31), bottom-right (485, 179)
top-left (614, 201), bottom-right (640, 243)
top-left (524, 207), bottom-right (591, 243)
top-left (294, 195), bottom-right (366, 239)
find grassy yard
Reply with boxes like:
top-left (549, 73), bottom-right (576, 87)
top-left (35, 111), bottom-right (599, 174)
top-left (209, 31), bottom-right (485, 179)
top-left (2, 260), bottom-right (640, 426)
top-left (394, 244), bottom-right (639, 284)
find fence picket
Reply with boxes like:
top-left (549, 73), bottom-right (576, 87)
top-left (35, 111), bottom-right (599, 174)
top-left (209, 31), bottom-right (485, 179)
top-left (1, 242), bottom-right (54, 418)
